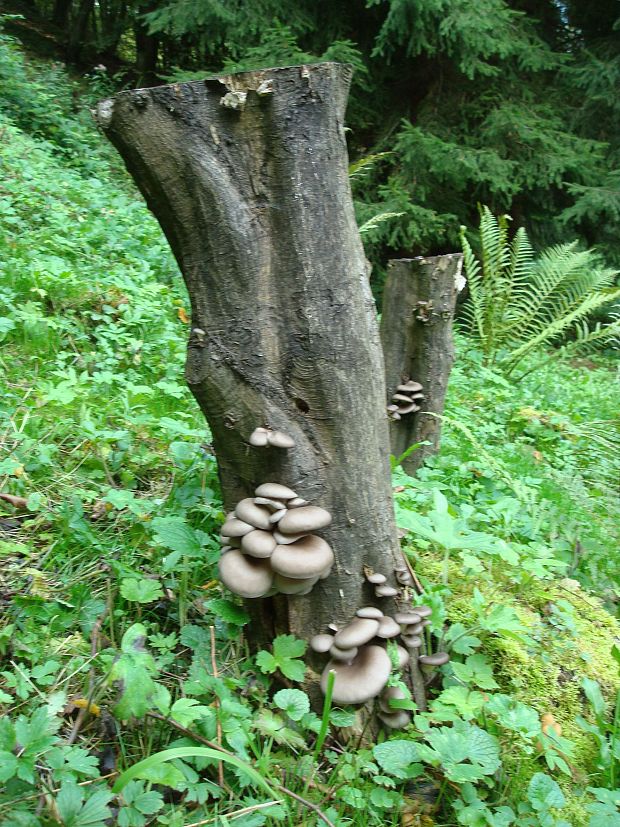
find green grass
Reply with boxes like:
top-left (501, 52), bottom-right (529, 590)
top-left (1, 28), bottom-right (620, 827)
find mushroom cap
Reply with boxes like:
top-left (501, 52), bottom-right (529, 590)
top-left (321, 645), bottom-right (392, 704)
top-left (387, 404), bottom-right (400, 412)
top-left (329, 643), bottom-right (359, 662)
top-left (413, 605), bottom-right (432, 618)
top-left (390, 412), bottom-right (402, 420)
top-left (419, 652), bottom-right (450, 667)
top-left (396, 402), bottom-right (419, 415)
top-left (218, 549), bottom-right (273, 598)
top-left (269, 509), bottom-right (288, 524)
top-left (267, 430), bottom-right (295, 449)
top-left (376, 616), bottom-right (401, 639)
top-left (241, 529), bottom-right (277, 558)
top-left (375, 584), bottom-right (399, 597)
top-left (401, 381), bottom-right (423, 392)
top-left (249, 428), bottom-right (269, 447)
top-left (334, 617), bottom-right (380, 649)
top-left (310, 633), bottom-right (334, 653)
top-left (270, 535), bottom-right (334, 579)
top-left (393, 393), bottom-right (414, 403)
top-left (221, 517), bottom-right (255, 538)
top-left (396, 571), bottom-right (413, 585)
top-left (287, 497), bottom-right (308, 509)
top-left (254, 496), bottom-right (287, 511)
top-left (379, 685), bottom-right (408, 714)
top-left (235, 498), bottom-right (272, 530)
top-left (366, 572), bottom-right (387, 585)
top-left (395, 612), bottom-right (422, 626)
top-left (396, 645), bottom-right (410, 669)
top-left (401, 634), bottom-right (422, 648)
top-left (379, 710), bottom-right (411, 730)
top-left (272, 529), bottom-right (310, 545)
top-left (356, 607), bottom-right (384, 619)
top-left (255, 483), bottom-right (297, 500)
top-left (273, 573), bottom-right (318, 595)
top-left (277, 505), bottom-right (332, 535)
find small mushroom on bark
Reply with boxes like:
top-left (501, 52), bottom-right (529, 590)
top-left (366, 572), bottom-right (387, 585)
top-left (255, 482), bottom-right (297, 500)
top-left (249, 428), bottom-right (295, 449)
top-left (235, 498), bottom-right (272, 531)
top-left (376, 616), bottom-right (401, 639)
top-left (249, 427), bottom-right (269, 447)
top-left (310, 633), bottom-right (335, 653)
top-left (418, 652), bottom-right (450, 668)
top-left (375, 584), bottom-right (399, 598)
top-left (241, 529), bottom-right (277, 558)
top-left (356, 607), bottom-right (384, 619)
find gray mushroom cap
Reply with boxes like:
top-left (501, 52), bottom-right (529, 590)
top-left (379, 710), bottom-right (412, 730)
top-left (334, 617), bottom-right (380, 649)
top-left (218, 549), bottom-right (273, 598)
top-left (366, 572), bottom-right (387, 585)
top-left (273, 573), bottom-right (318, 595)
top-left (241, 529), bottom-right (277, 558)
top-left (287, 497), bottom-right (308, 509)
top-left (249, 428), bottom-right (269, 447)
top-left (396, 402), bottom-right (420, 415)
top-left (270, 535), bottom-right (334, 579)
top-left (320, 645), bottom-right (392, 704)
top-left (221, 517), bottom-right (255, 538)
top-left (419, 652), bottom-right (450, 667)
top-left (272, 529), bottom-right (310, 545)
top-left (393, 393), bottom-right (415, 403)
top-left (268, 431), bottom-right (296, 449)
top-left (375, 584), bottom-right (399, 597)
top-left (396, 645), bottom-right (410, 669)
top-left (254, 496), bottom-right (287, 511)
top-left (255, 483), bottom-right (297, 500)
top-left (413, 605), bottom-right (432, 618)
top-left (277, 505), bottom-right (332, 535)
top-left (235, 498), bottom-right (272, 531)
top-left (310, 633), bottom-right (335, 653)
top-left (401, 634), bottom-right (423, 648)
top-left (376, 616), bottom-right (401, 639)
top-left (269, 509), bottom-right (288, 524)
top-left (379, 685), bottom-right (408, 714)
top-left (356, 607), bottom-right (384, 619)
top-left (329, 643), bottom-right (359, 662)
top-left (395, 612), bottom-right (422, 626)
top-left (400, 380), bottom-right (423, 392)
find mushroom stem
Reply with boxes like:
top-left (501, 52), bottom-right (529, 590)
top-left (406, 645), bottom-right (428, 712)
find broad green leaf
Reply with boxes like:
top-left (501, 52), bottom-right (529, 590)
top-left (373, 739), bottom-right (422, 779)
top-left (169, 697), bottom-right (211, 727)
top-left (528, 772), bottom-right (566, 810)
top-left (205, 598), bottom-right (249, 625)
top-left (120, 577), bottom-right (164, 604)
top-left (273, 688), bottom-right (310, 721)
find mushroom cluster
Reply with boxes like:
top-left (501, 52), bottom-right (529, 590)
top-left (218, 483), bottom-right (334, 598)
top-left (387, 380), bottom-right (424, 421)
top-left (365, 570), bottom-right (398, 598)
top-left (249, 427), bottom-right (295, 449)
top-left (310, 603), bottom-right (450, 729)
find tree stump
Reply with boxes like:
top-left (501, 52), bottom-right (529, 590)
top-left (380, 254), bottom-right (463, 475)
top-left (95, 64), bottom-right (403, 670)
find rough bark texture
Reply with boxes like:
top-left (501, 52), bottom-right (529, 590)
top-left (380, 254), bottom-right (462, 475)
top-left (96, 63), bottom-right (402, 659)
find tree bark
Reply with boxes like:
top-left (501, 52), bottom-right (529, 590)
top-left (380, 254), bottom-right (462, 475)
top-left (95, 64), bottom-right (402, 666)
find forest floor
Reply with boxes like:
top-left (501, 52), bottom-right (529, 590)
top-left (1, 27), bottom-right (620, 827)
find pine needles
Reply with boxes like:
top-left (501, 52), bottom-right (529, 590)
top-left (460, 206), bottom-right (620, 376)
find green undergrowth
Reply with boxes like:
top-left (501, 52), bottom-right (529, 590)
top-left (1, 30), bottom-right (620, 827)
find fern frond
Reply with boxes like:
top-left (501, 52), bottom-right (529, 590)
top-left (358, 211), bottom-right (404, 236)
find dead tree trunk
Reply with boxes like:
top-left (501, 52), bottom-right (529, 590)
top-left (380, 254), bottom-right (462, 475)
top-left (95, 64), bottom-right (402, 665)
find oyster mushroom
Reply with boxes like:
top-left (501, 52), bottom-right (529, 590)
top-left (277, 505), bottom-right (332, 535)
top-left (320, 645), bottom-right (392, 704)
top-left (375, 584), bottom-right (399, 598)
top-left (235, 498), bottom-right (272, 531)
top-left (255, 483), bottom-right (297, 500)
top-left (334, 617), bottom-right (380, 649)
top-left (273, 573), bottom-right (318, 595)
top-left (270, 535), bottom-right (334, 580)
top-left (218, 549), bottom-right (273, 598)
top-left (356, 607), bottom-right (384, 619)
top-left (268, 430), bottom-right (295, 448)
top-left (310, 634), bottom-right (335, 653)
top-left (249, 427), bottom-right (269, 447)
top-left (419, 652), bottom-right (449, 668)
top-left (240, 529), bottom-right (277, 558)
